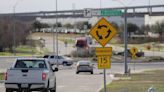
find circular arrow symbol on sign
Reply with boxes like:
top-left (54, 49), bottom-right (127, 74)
top-left (96, 25), bottom-right (111, 40)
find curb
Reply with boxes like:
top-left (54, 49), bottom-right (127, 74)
top-left (0, 80), bottom-right (4, 83)
top-left (97, 74), bottom-right (114, 92)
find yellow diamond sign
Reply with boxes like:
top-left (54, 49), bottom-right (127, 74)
top-left (130, 47), bottom-right (138, 59)
top-left (130, 47), bottom-right (138, 55)
top-left (89, 17), bottom-right (117, 47)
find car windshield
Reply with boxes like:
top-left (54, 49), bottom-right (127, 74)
top-left (78, 61), bottom-right (90, 65)
top-left (14, 59), bottom-right (47, 69)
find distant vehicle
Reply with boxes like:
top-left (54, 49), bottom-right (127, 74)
top-left (114, 49), bottom-right (144, 57)
top-left (75, 36), bottom-right (92, 49)
top-left (43, 55), bottom-right (73, 66)
top-left (76, 60), bottom-right (93, 74)
top-left (5, 58), bottom-right (58, 92)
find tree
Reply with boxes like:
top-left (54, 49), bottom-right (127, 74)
top-left (42, 23), bottom-right (50, 28)
top-left (75, 21), bottom-right (84, 30)
top-left (153, 21), bottom-right (164, 42)
top-left (140, 25), bottom-right (151, 35)
top-left (32, 20), bottom-right (42, 31)
top-left (63, 23), bottom-right (73, 29)
top-left (83, 21), bottom-right (92, 29)
top-left (53, 22), bottom-right (62, 27)
top-left (111, 22), bottom-right (119, 31)
top-left (127, 23), bottom-right (139, 37)
top-left (75, 21), bottom-right (92, 33)
top-left (0, 18), bottom-right (30, 52)
top-left (32, 21), bottom-right (50, 32)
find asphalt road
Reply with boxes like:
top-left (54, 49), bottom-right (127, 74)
top-left (0, 59), bottom-right (113, 92)
top-left (0, 57), bottom-right (164, 92)
top-left (31, 34), bottom-right (75, 55)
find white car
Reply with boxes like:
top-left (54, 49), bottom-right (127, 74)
top-left (76, 60), bottom-right (93, 74)
top-left (43, 55), bottom-right (73, 66)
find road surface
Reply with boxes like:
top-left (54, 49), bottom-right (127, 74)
top-left (0, 57), bottom-right (164, 92)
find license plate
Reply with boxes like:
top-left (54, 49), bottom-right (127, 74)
top-left (21, 84), bottom-right (28, 88)
top-left (80, 66), bottom-right (90, 70)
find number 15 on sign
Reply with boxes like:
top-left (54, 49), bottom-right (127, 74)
top-left (97, 56), bottom-right (111, 69)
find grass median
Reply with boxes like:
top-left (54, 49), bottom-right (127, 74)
top-left (100, 69), bottom-right (164, 92)
top-left (0, 73), bottom-right (4, 80)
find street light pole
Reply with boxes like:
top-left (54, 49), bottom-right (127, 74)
top-left (12, 0), bottom-right (22, 56)
top-left (124, 8), bottom-right (128, 74)
top-left (113, 0), bottom-right (128, 74)
top-left (55, 0), bottom-right (59, 67)
top-left (13, 6), bottom-right (16, 56)
top-left (100, 0), bottom-right (102, 8)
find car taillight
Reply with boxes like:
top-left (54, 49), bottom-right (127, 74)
top-left (4, 72), bottom-right (7, 80)
top-left (42, 72), bottom-right (47, 81)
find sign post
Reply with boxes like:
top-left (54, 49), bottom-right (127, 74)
top-left (130, 47), bottom-right (138, 70)
top-left (89, 18), bottom-right (117, 92)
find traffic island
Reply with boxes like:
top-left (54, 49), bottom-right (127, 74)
top-left (100, 69), bottom-right (164, 92)
top-left (0, 73), bottom-right (4, 83)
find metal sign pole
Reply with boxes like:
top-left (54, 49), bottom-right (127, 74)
top-left (103, 69), bottom-right (107, 92)
top-left (55, 0), bottom-right (59, 68)
top-left (124, 8), bottom-right (128, 74)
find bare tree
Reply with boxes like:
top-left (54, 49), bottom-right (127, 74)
top-left (0, 18), bottom-right (30, 52)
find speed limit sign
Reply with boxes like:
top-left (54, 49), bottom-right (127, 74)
top-left (97, 56), bottom-right (111, 69)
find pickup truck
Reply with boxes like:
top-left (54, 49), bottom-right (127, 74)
top-left (43, 55), bottom-right (73, 66)
top-left (4, 58), bottom-right (58, 92)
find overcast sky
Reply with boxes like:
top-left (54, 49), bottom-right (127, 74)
top-left (0, 0), bottom-right (163, 13)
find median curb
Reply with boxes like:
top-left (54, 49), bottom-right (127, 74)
top-left (97, 74), bottom-right (114, 92)
top-left (0, 80), bottom-right (4, 83)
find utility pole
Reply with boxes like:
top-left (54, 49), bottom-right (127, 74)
top-left (13, 6), bottom-right (16, 56)
top-left (113, 0), bottom-right (128, 74)
top-left (55, 0), bottom-right (59, 67)
top-left (124, 8), bottom-right (128, 74)
top-left (12, 0), bottom-right (22, 56)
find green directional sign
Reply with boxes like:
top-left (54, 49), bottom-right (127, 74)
top-left (101, 9), bottom-right (123, 16)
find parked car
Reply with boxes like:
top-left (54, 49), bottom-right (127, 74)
top-left (43, 55), bottom-right (73, 66)
top-left (114, 49), bottom-right (144, 57)
top-left (5, 58), bottom-right (58, 92)
top-left (76, 60), bottom-right (93, 74)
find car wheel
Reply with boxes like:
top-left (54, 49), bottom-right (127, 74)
top-left (50, 88), bottom-right (56, 92)
top-left (91, 71), bottom-right (93, 74)
top-left (50, 82), bottom-right (56, 92)
top-left (76, 71), bottom-right (79, 74)
top-left (17, 89), bottom-right (23, 92)
top-left (6, 88), bottom-right (13, 92)
top-left (63, 62), bottom-right (67, 66)
top-left (42, 88), bottom-right (49, 92)
top-left (42, 81), bottom-right (49, 92)
top-left (23, 90), bottom-right (31, 92)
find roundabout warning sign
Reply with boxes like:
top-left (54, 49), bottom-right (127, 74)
top-left (89, 18), bottom-right (117, 47)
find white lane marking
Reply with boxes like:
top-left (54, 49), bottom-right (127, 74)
top-left (57, 85), bottom-right (66, 88)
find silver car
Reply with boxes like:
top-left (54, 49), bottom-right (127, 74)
top-left (43, 55), bottom-right (73, 66)
top-left (76, 60), bottom-right (93, 74)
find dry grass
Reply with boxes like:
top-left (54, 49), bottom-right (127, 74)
top-left (100, 70), bottom-right (164, 92)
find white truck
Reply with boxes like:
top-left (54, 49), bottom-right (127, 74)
top-left (4, 58), bottom-right (58, 92)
